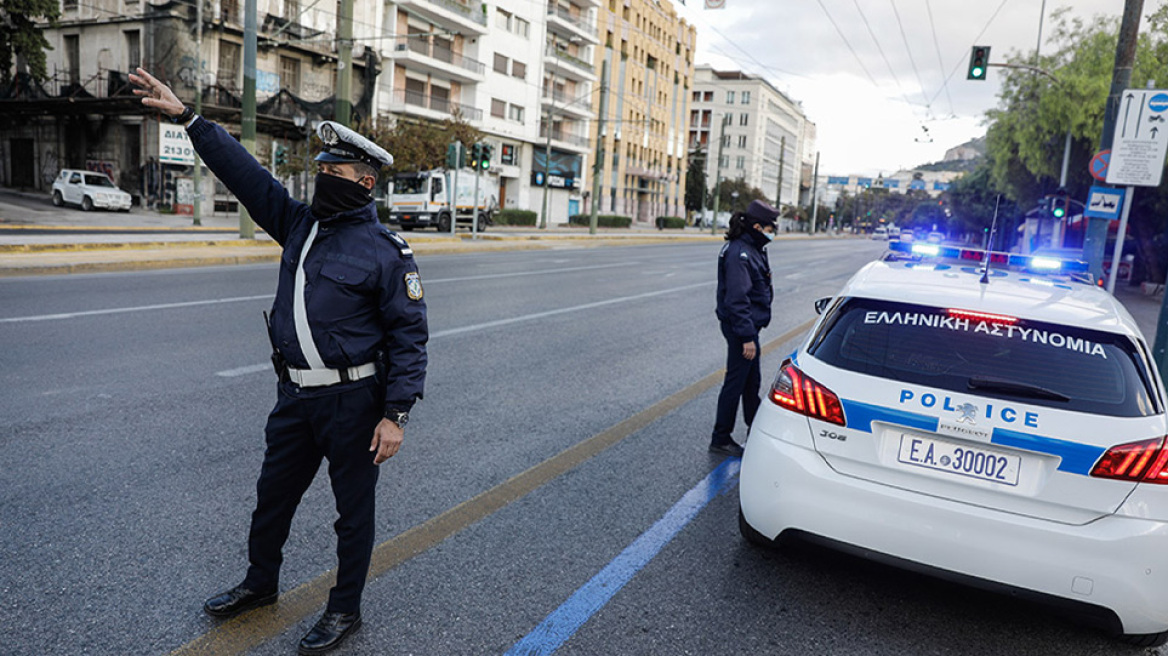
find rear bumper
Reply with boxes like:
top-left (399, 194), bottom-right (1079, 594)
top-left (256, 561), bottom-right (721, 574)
top-left (391, 212), bottom-right (436, 226)
top-left (739, 425), bottom-right (1168, 635)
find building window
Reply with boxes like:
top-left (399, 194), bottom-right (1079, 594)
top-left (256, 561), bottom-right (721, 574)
top-left (502, 143), bottom-right (516, 165)
top-left (125, 30), bottom-right (140, 72)
top-left (64, 35), bottom-right (80, 84)
top-left (279, 55), bottom-right (300, 94)
top-left (283, 0), bottom-right (299, 20)
top-left (692, 91), bottom-right (700, 102)
top-left (737, 135), bottom-right (747, 148)
top-left (514, 17), bottom-right (530, 38)
top-left (703, 91), bottom-right (713, 102)
top-left (736, 156), bottom-right (745, 169)
top-left (493, 53), bottom-right (508, 74)
top-left (496, 8), bottom-right (511, 29)
top-left (726, 91), bottom-right (735, 104)
top-left (218, 40), bottom-right (241, 90)
top-left (221, 0), bottom-right (238, 22)
top-left (741, 91), bottom-right (751, 104)
top-left (63, 0), bottom-right (77, 9)
top-left (509, 104), bottom-right (524, 123)
top-left (719, 155), bottom-right (729, 168)
top-left (721, 134), bottom-right (730, 147)
top-left (491, 98), bottom-right (506, 118)
top-left (511, 60), bottom-right (526, 80)
top-left (740, 113), bottom-right (749, 126)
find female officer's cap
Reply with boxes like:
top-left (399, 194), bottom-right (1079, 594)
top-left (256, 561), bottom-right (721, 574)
top-left (314, 121), bottom-right (394, 169)
top-left (744, 200), bottom-right (780, 228)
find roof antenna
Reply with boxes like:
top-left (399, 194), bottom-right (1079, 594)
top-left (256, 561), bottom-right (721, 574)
top-left (980, 194), bottom-right (1001, 285)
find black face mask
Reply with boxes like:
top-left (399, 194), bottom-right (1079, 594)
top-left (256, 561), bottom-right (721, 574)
top-left (311, 172), bottom-right (372, 219)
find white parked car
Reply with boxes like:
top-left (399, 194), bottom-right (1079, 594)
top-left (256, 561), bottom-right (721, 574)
top-left (740, 241), bottom-right (1168, 646)
top-left (51, 169), bottom-right (132, 212)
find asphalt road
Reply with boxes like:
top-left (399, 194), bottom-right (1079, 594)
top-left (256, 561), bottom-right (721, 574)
top-left (1, 239), bottom-right (1157, 656)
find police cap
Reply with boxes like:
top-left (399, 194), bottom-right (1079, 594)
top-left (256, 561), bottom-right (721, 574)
top-left (314, 121), bottom-right (394, 169)
top-left (744, 200), bottom-right (780, 228)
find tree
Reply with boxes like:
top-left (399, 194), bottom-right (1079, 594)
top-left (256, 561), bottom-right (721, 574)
top-left (0, 0), bottom-right (60, 84)
top-left (361, 115), bottom-right (483, 175)
top-left (714, 177), bottom-right (767, 213)
top-left (983, 7), bottom-right (1168, 279)
top-left (684, 153), bottom-right (706, 213)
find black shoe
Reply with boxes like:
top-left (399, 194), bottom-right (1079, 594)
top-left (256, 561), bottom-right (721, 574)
top-left (203, 584), bottom-right (278, 618)
top-left (298, 611), bottom-right (362, 655)
top-left (709, 440), bottom-right (744, 457)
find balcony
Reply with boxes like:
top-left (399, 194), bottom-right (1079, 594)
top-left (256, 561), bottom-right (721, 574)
top-left (395, 0), bottom-right (488, 36)
top-left (387, 89), bottom-right (483, 122)
top-left (393, 39), bottom-right (485, 83)
top-left (540, 90), bottom-right (595, 120)
top-left (539, 123), bottom-right (591, 153)
top-left (544, 44), bottom-right (595, 81)
top-left (546, 6), bottom-right (599, 44)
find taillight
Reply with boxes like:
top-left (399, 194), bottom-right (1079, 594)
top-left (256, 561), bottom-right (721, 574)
top-left (770, 361), bottom-right (846, 426)
top-left (1090, 437), bottom-right (1168, 484)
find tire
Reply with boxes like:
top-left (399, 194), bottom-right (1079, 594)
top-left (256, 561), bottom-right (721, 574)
top-left (81, 196), bottom-right (94, 211)
top-left (436, 213), bottom-right (452, 232)
top-left (476, 213), bottom-right (488, 232)
top-left (738, 507), bottom-right (774, 549)
top-left (1119, 632), bottom-right (1168, 647)
top-left (52, 191), bottom-right (63, 207)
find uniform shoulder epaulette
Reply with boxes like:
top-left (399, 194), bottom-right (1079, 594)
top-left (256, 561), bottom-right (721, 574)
top-left (379, 226), bottom-right (414, 257)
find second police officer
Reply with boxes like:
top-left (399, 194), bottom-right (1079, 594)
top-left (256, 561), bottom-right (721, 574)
top-left (710, 200), bottom-right (780, 457)
top-left (131, 68), bottom-right (428, 655)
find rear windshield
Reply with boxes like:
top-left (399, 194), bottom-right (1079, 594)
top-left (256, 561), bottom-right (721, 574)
top-left (393, 176), bottom-right (426, 195)
top-left (808, 297), bottom-right (1161, 417)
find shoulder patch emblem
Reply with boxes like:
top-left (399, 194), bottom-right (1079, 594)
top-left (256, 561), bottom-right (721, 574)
top-left (404, 271), bottom-right (424, 301)
top-left (380, 228), bottom-right (414, 257)
top-left (739, 251), bottom-right (750, 260)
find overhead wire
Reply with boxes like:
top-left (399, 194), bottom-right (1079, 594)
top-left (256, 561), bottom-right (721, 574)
top-left (888, 0), bottom-right (932, 114)
top-left (923, 0), bottom-right (956, 116)
top-left (850, 0), bottom-right (920, 117)
top-left (927, 0), bottom-right (1011, 108)
top-left (815, 0), bottom-right (880, 89)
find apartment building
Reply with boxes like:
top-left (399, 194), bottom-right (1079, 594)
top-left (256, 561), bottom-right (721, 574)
top-left (589, 0), bottom-right (696, 223)
top-left (688, 65), bottom-right (814, 211)
top-left (0, 0), bottom-right (381, 207)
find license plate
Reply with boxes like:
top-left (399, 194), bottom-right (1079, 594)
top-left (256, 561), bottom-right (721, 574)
top-left (897, 434), bottom-right (1021, 486)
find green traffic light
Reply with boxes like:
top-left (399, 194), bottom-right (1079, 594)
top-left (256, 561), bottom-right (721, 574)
top-left (1053, 206), bottom-right (1065, 218)
top-left (971, 67), bottom-right (984, 78)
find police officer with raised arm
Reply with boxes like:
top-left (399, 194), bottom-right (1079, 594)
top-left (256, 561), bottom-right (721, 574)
top-left (131, 68), bottom-right (427, 654)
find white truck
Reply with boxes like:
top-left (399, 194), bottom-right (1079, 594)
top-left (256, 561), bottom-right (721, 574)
top-left (387, 169), bottom-right (498, 232)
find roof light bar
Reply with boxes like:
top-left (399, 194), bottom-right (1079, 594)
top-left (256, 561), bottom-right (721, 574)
top-left (889, 241), bottom-right (1088, 274)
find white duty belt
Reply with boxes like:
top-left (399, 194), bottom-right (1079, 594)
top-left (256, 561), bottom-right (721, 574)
top-left (289, 221), bottom-right (377, 388)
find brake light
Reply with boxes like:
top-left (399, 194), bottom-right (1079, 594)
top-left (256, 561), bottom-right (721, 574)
top-left (769, 361), bottom-right (845, 426)
top-left (946, 308), bottom-right (1018, 324)
top-left (1090, 437), bottom-right (1168, 484)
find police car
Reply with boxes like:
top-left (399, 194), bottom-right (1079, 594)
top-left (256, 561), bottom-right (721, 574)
top-left (739, 241), bottom-right (1168, 645)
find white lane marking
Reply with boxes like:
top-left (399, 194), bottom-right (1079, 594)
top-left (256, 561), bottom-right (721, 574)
top-left (0, 264), bottom-right (639, 324)
top-left (215, 281), bottom-right (715, 377)
top-left (0, 294), bottom-right (273, 324)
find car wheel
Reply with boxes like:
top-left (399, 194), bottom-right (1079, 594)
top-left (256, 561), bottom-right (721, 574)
top-left (476, 213), bottom-right (488, 232)
top-left (738, 507), bottom-right (774, 549)
top-left (81, 196), bottom-right (94, 211)
top-left (1119, 632), bottom-right (1168, 647)
top-left (436, 213), bottom-right (451, 232)
top-left (52, 191), bottom-right (63, 207)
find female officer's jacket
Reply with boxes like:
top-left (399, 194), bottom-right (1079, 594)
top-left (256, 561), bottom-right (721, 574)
top-left (715, 232), bottom-right (773, 343)
top-left (187, 118), bottom-right (427, 413)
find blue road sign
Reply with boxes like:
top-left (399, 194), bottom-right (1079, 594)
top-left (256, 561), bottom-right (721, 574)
top-left (1084, 186), bottom-right (1125, 220)
top-left (1149, 93), bottom-right (1168, 113)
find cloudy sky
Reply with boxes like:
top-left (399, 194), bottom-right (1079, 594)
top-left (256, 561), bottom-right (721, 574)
top-left (674, 0), bottom-right (1153, 176)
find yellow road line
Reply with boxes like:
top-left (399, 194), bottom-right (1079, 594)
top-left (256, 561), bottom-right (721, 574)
top-left (169, 319), bottom-right (815, 655)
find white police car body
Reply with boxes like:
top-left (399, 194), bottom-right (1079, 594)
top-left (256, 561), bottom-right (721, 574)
top-left (739, 242), bottom-right (1168, 644)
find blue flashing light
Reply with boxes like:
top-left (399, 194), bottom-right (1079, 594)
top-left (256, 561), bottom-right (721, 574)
top-left (889, 240), bottom-right (1089, 275)
top-left (1029, 257), bottom-right (1062, 270)
top-left (912, 244), bottom-right (940, 257)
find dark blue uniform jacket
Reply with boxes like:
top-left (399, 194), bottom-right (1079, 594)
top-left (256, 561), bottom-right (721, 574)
top-left (715, 234), bottom-right (773, 343)
top-left (187, 118), bottom-right (427, 412)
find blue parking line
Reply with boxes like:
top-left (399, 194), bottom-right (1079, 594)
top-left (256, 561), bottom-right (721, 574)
top-left (504, 457), bottom-right (742, 656)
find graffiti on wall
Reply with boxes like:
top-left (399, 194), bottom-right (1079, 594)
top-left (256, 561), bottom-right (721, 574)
top-left (86, 160), bottom-right (117, 183)
top-left (41, 149), bottom-right (59, 188)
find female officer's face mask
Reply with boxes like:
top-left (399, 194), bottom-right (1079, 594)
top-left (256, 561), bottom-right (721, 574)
top-left (311, 171), bottom-right (372, 218)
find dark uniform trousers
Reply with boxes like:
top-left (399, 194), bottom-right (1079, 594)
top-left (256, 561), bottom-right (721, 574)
top-left (712, 323), bottom-right (762, 442)
top-left (242, 377), bottom-right (383, 614)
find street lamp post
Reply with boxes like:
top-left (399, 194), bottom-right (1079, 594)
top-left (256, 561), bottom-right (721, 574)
top-left (293, 114), bottom-right (318, 203)
top-left (540, 36), bottom-right (581, 230)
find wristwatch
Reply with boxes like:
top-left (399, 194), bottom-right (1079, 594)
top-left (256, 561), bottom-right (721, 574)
top-left (170, 106), bottom-right (195, 124)
top-left (386, 410), bottom-right (409, 429)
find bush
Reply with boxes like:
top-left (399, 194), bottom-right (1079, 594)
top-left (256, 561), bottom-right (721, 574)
top-left (568, 214), bottom-right (632, 228)
top-left (654, 216), bottom-right (685, 230)
top-left (377, 205), bottom-right (392, 223)
top-left (494, 209), bottom-right (537, 226)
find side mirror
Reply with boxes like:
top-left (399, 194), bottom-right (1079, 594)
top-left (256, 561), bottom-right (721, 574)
top-left (813, 297), bottom-right (833, 315)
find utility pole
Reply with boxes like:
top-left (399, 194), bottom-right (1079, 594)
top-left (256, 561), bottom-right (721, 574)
top-left (589, 59), bottom-right (608, 236)
top-left (239, 0), bottom-right (257, 239)
top-left (710, 114), bottom-right (728, 235)
top-left (1085, 0), bottom-right (1143, 282)
top-left (193, 0), bottom-right (203, 226)
top-left (809, 151), bottom-right (820, 234)
top-left (774, 135), bottom-right (785, 211)
top-left (335, 0), bottom-right (353, 126)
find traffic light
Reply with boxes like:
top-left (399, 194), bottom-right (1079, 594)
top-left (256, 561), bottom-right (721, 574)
top-left (479, 143), bottom-right (492, 171)
top-left (1051, 188), bottom-right (1068, 219)
top-left (967, 46), bottom-right (990, 81)
top-left (446, 142), bottom-right (461, 169)
top-left (275, 145), bottom-right (287, 168)
top-left (469, 143), bottom-right (482, 171)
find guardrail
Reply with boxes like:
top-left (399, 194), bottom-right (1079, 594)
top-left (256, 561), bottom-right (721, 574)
top-left (545, 45), bottom-right (594, 74)
top-left (398, 39), bottom-right (485, 75)
top-left (547, 6), bottom-right (595, 33)
top-left (419, 0), bottom-right (487, 26)
top-left (391, 89), bottom-right (483, 121)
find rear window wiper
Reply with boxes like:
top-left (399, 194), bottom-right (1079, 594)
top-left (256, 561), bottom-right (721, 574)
top-left (967, 376), bottom-right (1071, 402)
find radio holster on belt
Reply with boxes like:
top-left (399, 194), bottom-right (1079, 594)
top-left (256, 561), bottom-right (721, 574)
top-left (263, 311), bottom-right (290, 383)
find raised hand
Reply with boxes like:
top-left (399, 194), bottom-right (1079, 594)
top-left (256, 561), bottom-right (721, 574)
top-left (129, 67), bottom-right (185, 118)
